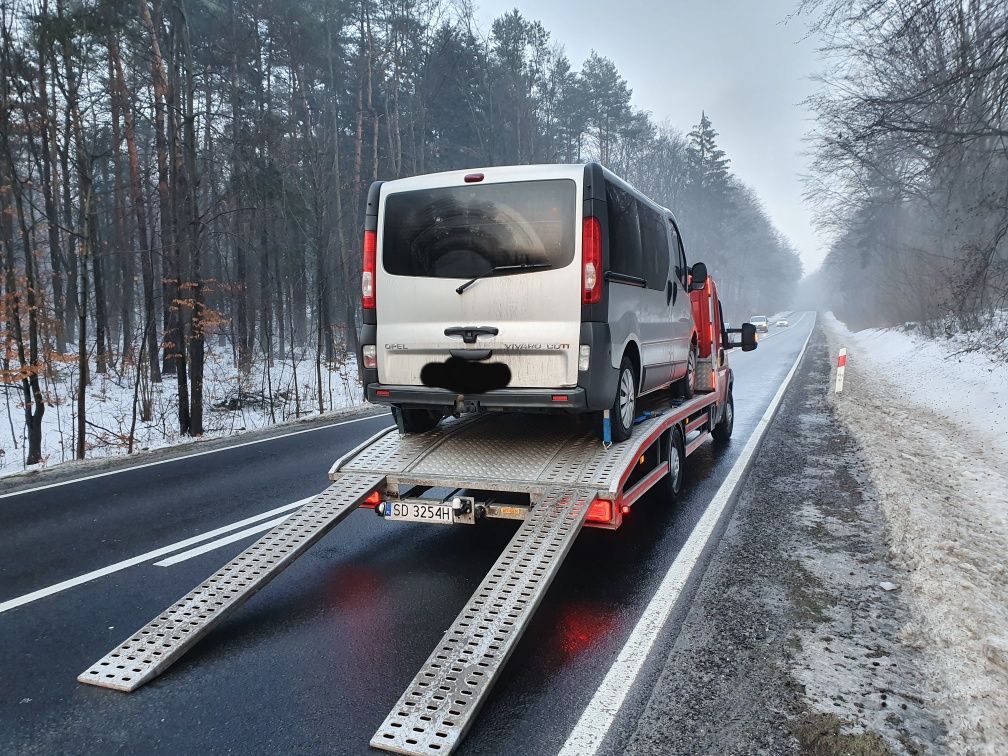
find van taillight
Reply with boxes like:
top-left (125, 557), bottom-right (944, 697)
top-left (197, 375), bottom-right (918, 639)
top-left (362, 229), bottom-right (376, 309)
top-left (582, 216), bottom-right (602, 304)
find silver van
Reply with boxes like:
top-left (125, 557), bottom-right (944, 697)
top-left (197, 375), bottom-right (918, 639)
top-left (357, 163), bottom-right (703, 441)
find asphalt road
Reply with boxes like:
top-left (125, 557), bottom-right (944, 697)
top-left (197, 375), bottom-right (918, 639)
top-left (0, 313), bottom-right (814, 755)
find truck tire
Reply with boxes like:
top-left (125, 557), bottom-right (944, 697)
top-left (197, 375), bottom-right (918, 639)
top-left (609, 355), bottom-right (637, 443)
top-left (674, 342), bottom-right (697, 401)
top-left (712, 389), bottom-right (734, 442)
top-left (664, 424), bottom-right (685, 498)
top-left (392, 404), bottom-right (442, 434)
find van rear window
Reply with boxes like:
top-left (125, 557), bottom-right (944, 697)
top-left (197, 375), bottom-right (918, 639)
top-left (382, 179), bottom-right (576, 278)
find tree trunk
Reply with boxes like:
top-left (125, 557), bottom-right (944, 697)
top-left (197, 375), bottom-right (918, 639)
top-left (179, 0), bottom-right (204, 435)
top-left (110, 29), bottom-right (160, 384)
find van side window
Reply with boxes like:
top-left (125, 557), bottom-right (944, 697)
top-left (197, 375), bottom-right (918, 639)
top-left (605, 182), bottom-right (643, 280)
top-left (637, 200), bottom-right (669, 290)
top-left (668, 219), bottom-right (687, 287)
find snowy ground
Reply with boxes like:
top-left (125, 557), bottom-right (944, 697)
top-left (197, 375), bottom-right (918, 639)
top-left (0, 344), bottom-right (364, 479)
top-left (822, 313), bottom-right (1008, 753)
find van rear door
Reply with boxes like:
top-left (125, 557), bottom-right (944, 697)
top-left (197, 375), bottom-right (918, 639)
top-left (376, 173), bottom-right (581, 391)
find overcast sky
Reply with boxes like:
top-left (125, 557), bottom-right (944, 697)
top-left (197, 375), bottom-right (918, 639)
top-left (475, 0), bottom-right (827, 273)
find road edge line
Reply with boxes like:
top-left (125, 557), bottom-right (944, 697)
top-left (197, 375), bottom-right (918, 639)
top-left (558, 312), bottom-right (817, 756)
top-left (0, 414), bottom-right (391, 500)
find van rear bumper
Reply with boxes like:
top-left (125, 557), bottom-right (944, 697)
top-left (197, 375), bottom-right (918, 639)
top-left (365, 385), bottom-right (589, 411)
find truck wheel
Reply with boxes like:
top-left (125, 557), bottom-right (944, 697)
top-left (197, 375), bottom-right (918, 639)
top-left (664, 425), bottom-right (685, 498)
top-left (712, 389), bottom-right (734, 442)
top-left (609, 355), bottom-right (637, 442)
top-left (392, 404), bottom-right (441, 434)
top-left (674, 342), bottom-right (697, 400)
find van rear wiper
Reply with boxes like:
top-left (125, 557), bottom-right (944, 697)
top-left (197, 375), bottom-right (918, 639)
top-left (456, 262), bottom-right (551, 294)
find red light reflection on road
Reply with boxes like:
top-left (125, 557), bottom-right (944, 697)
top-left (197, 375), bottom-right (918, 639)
top-left (553, 601), bottom-right (619, 659)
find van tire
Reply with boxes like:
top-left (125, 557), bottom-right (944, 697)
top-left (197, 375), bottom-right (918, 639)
top-left (712, 389), bottom-right (734, 442)
top-left (609, 355), bottom-right (637, 442)
top-left (674, 342), bottom-right (697, 400)
top-left (392, 405), bottom-right (442, 434)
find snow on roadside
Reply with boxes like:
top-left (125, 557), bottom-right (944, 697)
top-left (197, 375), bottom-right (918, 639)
top-left (822, 311), bottom-right (1008, 459)
top-left (0, 345), bottom-right (364, 479)
top-left (822, 313), bottom-right (1008, 754)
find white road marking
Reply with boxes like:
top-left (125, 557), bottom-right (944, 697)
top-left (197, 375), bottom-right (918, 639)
top-left (153, 512), bottom-right (294, 567)
top-left (0, 413), bottom-right (390, 500)
top-left (0, 496), bottom-right (313, 613)
top-left (559, 313), bottom-right (816, 756)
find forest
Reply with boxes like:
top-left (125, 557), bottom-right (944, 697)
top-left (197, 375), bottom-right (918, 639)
top-left (804, 0), bottom-right (1008, 339)
top-left (0, 0), bottom-right (801, 469)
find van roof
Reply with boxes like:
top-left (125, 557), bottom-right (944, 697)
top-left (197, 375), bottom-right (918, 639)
top-left (377, 162), bottom-right (679, 225)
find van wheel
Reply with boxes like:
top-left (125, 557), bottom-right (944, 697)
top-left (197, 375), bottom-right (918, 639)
top-left (712, 389), bottom-right (734, 442)
top-left (609, 356), bottom-right (637, 443)
top-left (675, 342), bottom-right (697, 400)
top-left (664, 425), bottom-right (685, 498)
top-left (392, 405), bottom-right (442, 434)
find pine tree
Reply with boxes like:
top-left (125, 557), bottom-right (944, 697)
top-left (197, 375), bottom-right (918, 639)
top-left (687, 111), bottom-right (730, 190)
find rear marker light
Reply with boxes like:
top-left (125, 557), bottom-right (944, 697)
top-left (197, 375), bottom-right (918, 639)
top-left (551, 394), bottom-right (568, 402)
top-left (621, 504), bottom-right (631, 515)
top-left (376, 389), bottom-right (390, 397)
top-left (586, 499), bottom-right (612, 523)
top-left (578, 345), bottom-right (591, 372)
top-left (362, 345), bottom-right (377, 369)
top-left (464, 173), bottom-right (484, 183)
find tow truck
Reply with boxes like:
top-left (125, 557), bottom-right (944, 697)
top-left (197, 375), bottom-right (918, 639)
top-left (78, 276), bottom-right (756, 755)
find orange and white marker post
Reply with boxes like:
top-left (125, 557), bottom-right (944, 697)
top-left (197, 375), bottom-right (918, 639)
top-left (835, 347), bottom-right (847, 393)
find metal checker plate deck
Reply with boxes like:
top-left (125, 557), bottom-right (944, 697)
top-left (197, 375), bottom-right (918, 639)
top-left (370, 487), bottom-right (593, 755)
top-left (337, 408), bottom-right (690, 497)
top-left (78, 473), bottom-right (382, 692)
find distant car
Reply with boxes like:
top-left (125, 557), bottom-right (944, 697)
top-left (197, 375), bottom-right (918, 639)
top-left (775, 318), bottom-right (789, 327)
top-left (750, 315), bottom-right (770, 333)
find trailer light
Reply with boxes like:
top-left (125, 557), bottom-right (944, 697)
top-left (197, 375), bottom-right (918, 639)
top-left (362, 345), bottom-right (377, 369)
top-left (551, 394), bottom-right (568, 402)
top-left (362, 229), bottom-right (377, 309)
top-left (621, 504), bottom-right (630, 515)
top-left (581, 217), bottom-right (602, 304)
top-left (376, 389), bottom-right (391, 397)
top-left (585, 498), bottom-right (612, 523)
top-left (638, 455), bottom-right (645, 466)
top-left (578, 345), bottom-right (591, 372)
top-left (361, 490), bottom-right (382, 509)
top-left (464, 172), bottom-right (484, 183)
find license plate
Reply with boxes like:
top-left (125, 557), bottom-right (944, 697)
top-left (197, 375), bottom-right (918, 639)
top-left (385, 501), bottom-right (455, 525)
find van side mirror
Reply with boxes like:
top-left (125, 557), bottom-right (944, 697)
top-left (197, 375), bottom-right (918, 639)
top-left (689, 261), bottom-right (708, 291)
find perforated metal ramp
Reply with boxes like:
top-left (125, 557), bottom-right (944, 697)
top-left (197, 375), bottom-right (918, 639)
top-left (370, 487), bottom-right (593, 755)
top-left (78, 473), bottom-right (382, 692)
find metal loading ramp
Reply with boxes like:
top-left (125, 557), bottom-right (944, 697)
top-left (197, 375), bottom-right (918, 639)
top-left (371, 488), bottom-right (593, 755)
top-left (78, 473), bottom-right (382, 692)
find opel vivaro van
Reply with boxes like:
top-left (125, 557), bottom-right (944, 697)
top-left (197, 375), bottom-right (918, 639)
top-left (357, 163), bottom-right (706, 441)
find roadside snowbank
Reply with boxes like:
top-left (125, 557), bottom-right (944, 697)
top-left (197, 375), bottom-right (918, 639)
top-left (823, 311), bottom-right (1008, 459)
top-left (822, 313), bottom-right (1008, 754)
top-left (0, 346), bottom-right (363, 479)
